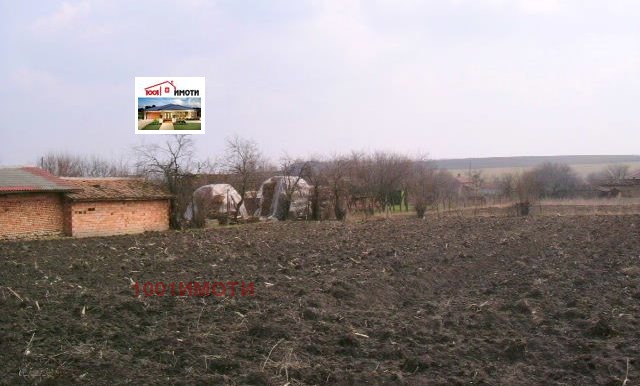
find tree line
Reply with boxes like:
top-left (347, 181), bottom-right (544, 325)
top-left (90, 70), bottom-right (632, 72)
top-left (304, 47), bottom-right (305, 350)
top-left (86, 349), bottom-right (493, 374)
top-left (36, 136), bottom-right (635, 227)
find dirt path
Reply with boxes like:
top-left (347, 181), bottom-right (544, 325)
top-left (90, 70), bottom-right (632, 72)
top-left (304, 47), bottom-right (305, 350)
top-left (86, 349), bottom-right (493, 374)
top-left (159, 121), bottom-right (174, 130)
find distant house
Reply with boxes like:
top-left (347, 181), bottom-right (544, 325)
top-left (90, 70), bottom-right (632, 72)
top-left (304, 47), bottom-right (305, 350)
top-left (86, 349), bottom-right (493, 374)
top-left (479, 181), bottom-right (501, 197)
top-left (143, 104), bottom-right (199, 122)
top-left (0, 167), bottom-right (172, 239)
top-left (598, 169), bottom-right (640, 198)
top-left (453, 173), bottom-right (484, 205)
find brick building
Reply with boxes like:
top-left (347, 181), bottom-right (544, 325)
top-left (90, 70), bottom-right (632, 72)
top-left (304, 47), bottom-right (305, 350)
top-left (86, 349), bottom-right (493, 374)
top-left (0, 167), bottom-right (80, 238)
top-left (62, 178), bottom-right (172, 238)
top-left (0, 167), bottom-right (171, 239)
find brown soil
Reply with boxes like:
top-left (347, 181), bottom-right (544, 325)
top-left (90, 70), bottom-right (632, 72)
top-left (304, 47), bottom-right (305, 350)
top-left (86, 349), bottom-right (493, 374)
top-left (1, 215), bottom-right (638, 385)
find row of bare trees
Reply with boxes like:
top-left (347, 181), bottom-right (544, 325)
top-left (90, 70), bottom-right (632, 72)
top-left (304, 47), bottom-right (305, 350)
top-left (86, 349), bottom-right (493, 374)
top-left (495, 162), bottom-right (636, 202)
top-left (32, 137), bottom-right (510, 224)
top-left (36, 136), bottom-right (636, 226)
top-left (497, 163), bottom-right (585, 201)
top-left (586, 164), bottom-right (630, 186)
top-left (38, 152), bottom-right (130, 177)
top-left (294, 152), bottom-right (461, 220)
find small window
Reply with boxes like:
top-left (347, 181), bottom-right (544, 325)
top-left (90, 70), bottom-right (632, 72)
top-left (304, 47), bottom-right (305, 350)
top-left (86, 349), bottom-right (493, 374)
top-left (88, 208), bottom-right (95, 212)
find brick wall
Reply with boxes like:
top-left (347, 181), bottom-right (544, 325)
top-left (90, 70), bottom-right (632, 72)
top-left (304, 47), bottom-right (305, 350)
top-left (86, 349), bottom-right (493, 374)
top-left (0, 193), bottom-right (65, 238)
top-left (66, 199), bottom-right (170, 238)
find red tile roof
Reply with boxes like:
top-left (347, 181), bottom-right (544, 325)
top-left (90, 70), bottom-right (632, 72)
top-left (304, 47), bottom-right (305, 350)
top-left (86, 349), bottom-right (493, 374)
top-left (0, 167), bottom-right (80, 193)
top-left (62, 178), bottom-right (172, 202)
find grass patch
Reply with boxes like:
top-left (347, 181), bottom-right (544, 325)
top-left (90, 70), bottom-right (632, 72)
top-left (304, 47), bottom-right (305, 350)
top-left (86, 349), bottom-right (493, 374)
top-left (388, 204), bottom-right (412, 212)
top-left (140, 122), bottom-right (161, 130)
top-left (139, 119), bottom-right (161, 130)
top-left (174, 122), bottom-right (201, 130)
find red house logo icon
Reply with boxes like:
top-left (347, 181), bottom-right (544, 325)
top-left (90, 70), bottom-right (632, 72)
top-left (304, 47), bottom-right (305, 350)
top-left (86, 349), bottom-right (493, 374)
top-left (145, 80), bottom-right (176, 96)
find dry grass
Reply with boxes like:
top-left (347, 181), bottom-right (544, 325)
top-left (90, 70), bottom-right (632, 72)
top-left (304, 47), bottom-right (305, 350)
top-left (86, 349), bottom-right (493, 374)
top-left (539, 197), bottom-right (640, 206)
top-left (423, 197), bottom-right (640, 218)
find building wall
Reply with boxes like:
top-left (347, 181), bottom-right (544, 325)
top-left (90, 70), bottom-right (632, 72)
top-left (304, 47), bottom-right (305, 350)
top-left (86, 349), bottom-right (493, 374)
top-left (66, 199), bottom-right (170, 238)
top-left (0, 193), bottom-right (65, 238)
top-left (620, 186), bottom-right (640, 198)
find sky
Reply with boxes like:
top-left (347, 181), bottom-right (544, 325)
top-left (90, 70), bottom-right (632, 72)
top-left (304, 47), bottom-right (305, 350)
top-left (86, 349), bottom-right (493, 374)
top-left (1, 0), bottom-right (639, 165)
top-left (138, 98), bottom-right (202, 109)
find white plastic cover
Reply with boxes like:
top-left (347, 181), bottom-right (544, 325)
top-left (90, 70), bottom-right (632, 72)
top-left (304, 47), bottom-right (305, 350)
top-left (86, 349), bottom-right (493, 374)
top-left (256, 176), bottom-right (311, 220)
top-left (184, 183), bottom-right (249, 221)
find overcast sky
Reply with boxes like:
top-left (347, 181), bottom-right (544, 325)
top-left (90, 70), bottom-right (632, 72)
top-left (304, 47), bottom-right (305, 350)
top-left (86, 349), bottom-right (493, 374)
top-left (1, 0), bottom-right (639, 165)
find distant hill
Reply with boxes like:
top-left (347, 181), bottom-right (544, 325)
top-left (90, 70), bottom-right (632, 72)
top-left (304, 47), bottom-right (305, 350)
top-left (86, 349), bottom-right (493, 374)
top-left (433, 155), bottom-right (640, 178)
top-left (434, 155), bottom-right (640, 170)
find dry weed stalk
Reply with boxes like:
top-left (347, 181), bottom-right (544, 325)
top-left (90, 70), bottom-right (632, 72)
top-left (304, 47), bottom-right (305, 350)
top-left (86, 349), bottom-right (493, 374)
top-left (622, 358), bottom-right (630, 386)
top-left (5, 287), bottom-right (24, 302)
top-left (24, 333), bottom-right (35, 356)
top-left (261, 338), bottom-right (284, 371)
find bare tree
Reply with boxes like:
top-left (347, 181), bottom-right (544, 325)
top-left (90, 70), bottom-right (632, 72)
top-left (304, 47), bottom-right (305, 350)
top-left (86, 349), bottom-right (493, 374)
top-left (38, 152), bottom-right (130, 177)
top-left (521, 163), bottom-right (582, 199)
top-left (325, 155), bottom-right (352, 220)
top-left (433, 169), bottom-right (459, 213)
top-left (496, 173), bottom-right (516, 199)
top-left (194, 158), bottom-right (217, 174)
top-left (515, 171), bottom-right (536, 202)
top-left (133, 135), bottom-right (196, 228)
top-left (299, 158), bottom-right (328, 220)
top-left (279, 155), bottom-right (309, 220)
top-left (222, 135), bottom-right (265, 220)
top-left (587, 164), bottom-right (630, 186)
top-left (408, 158), bottom-right (437, 218)
top-left (362, 152), bottom-right (413, 215)
top-left (39, 153), bottom-right (84, 176)
top-left (468, 169), bottom-right (484, 189)
top-left (336, 151), bottom-right (413, 216)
